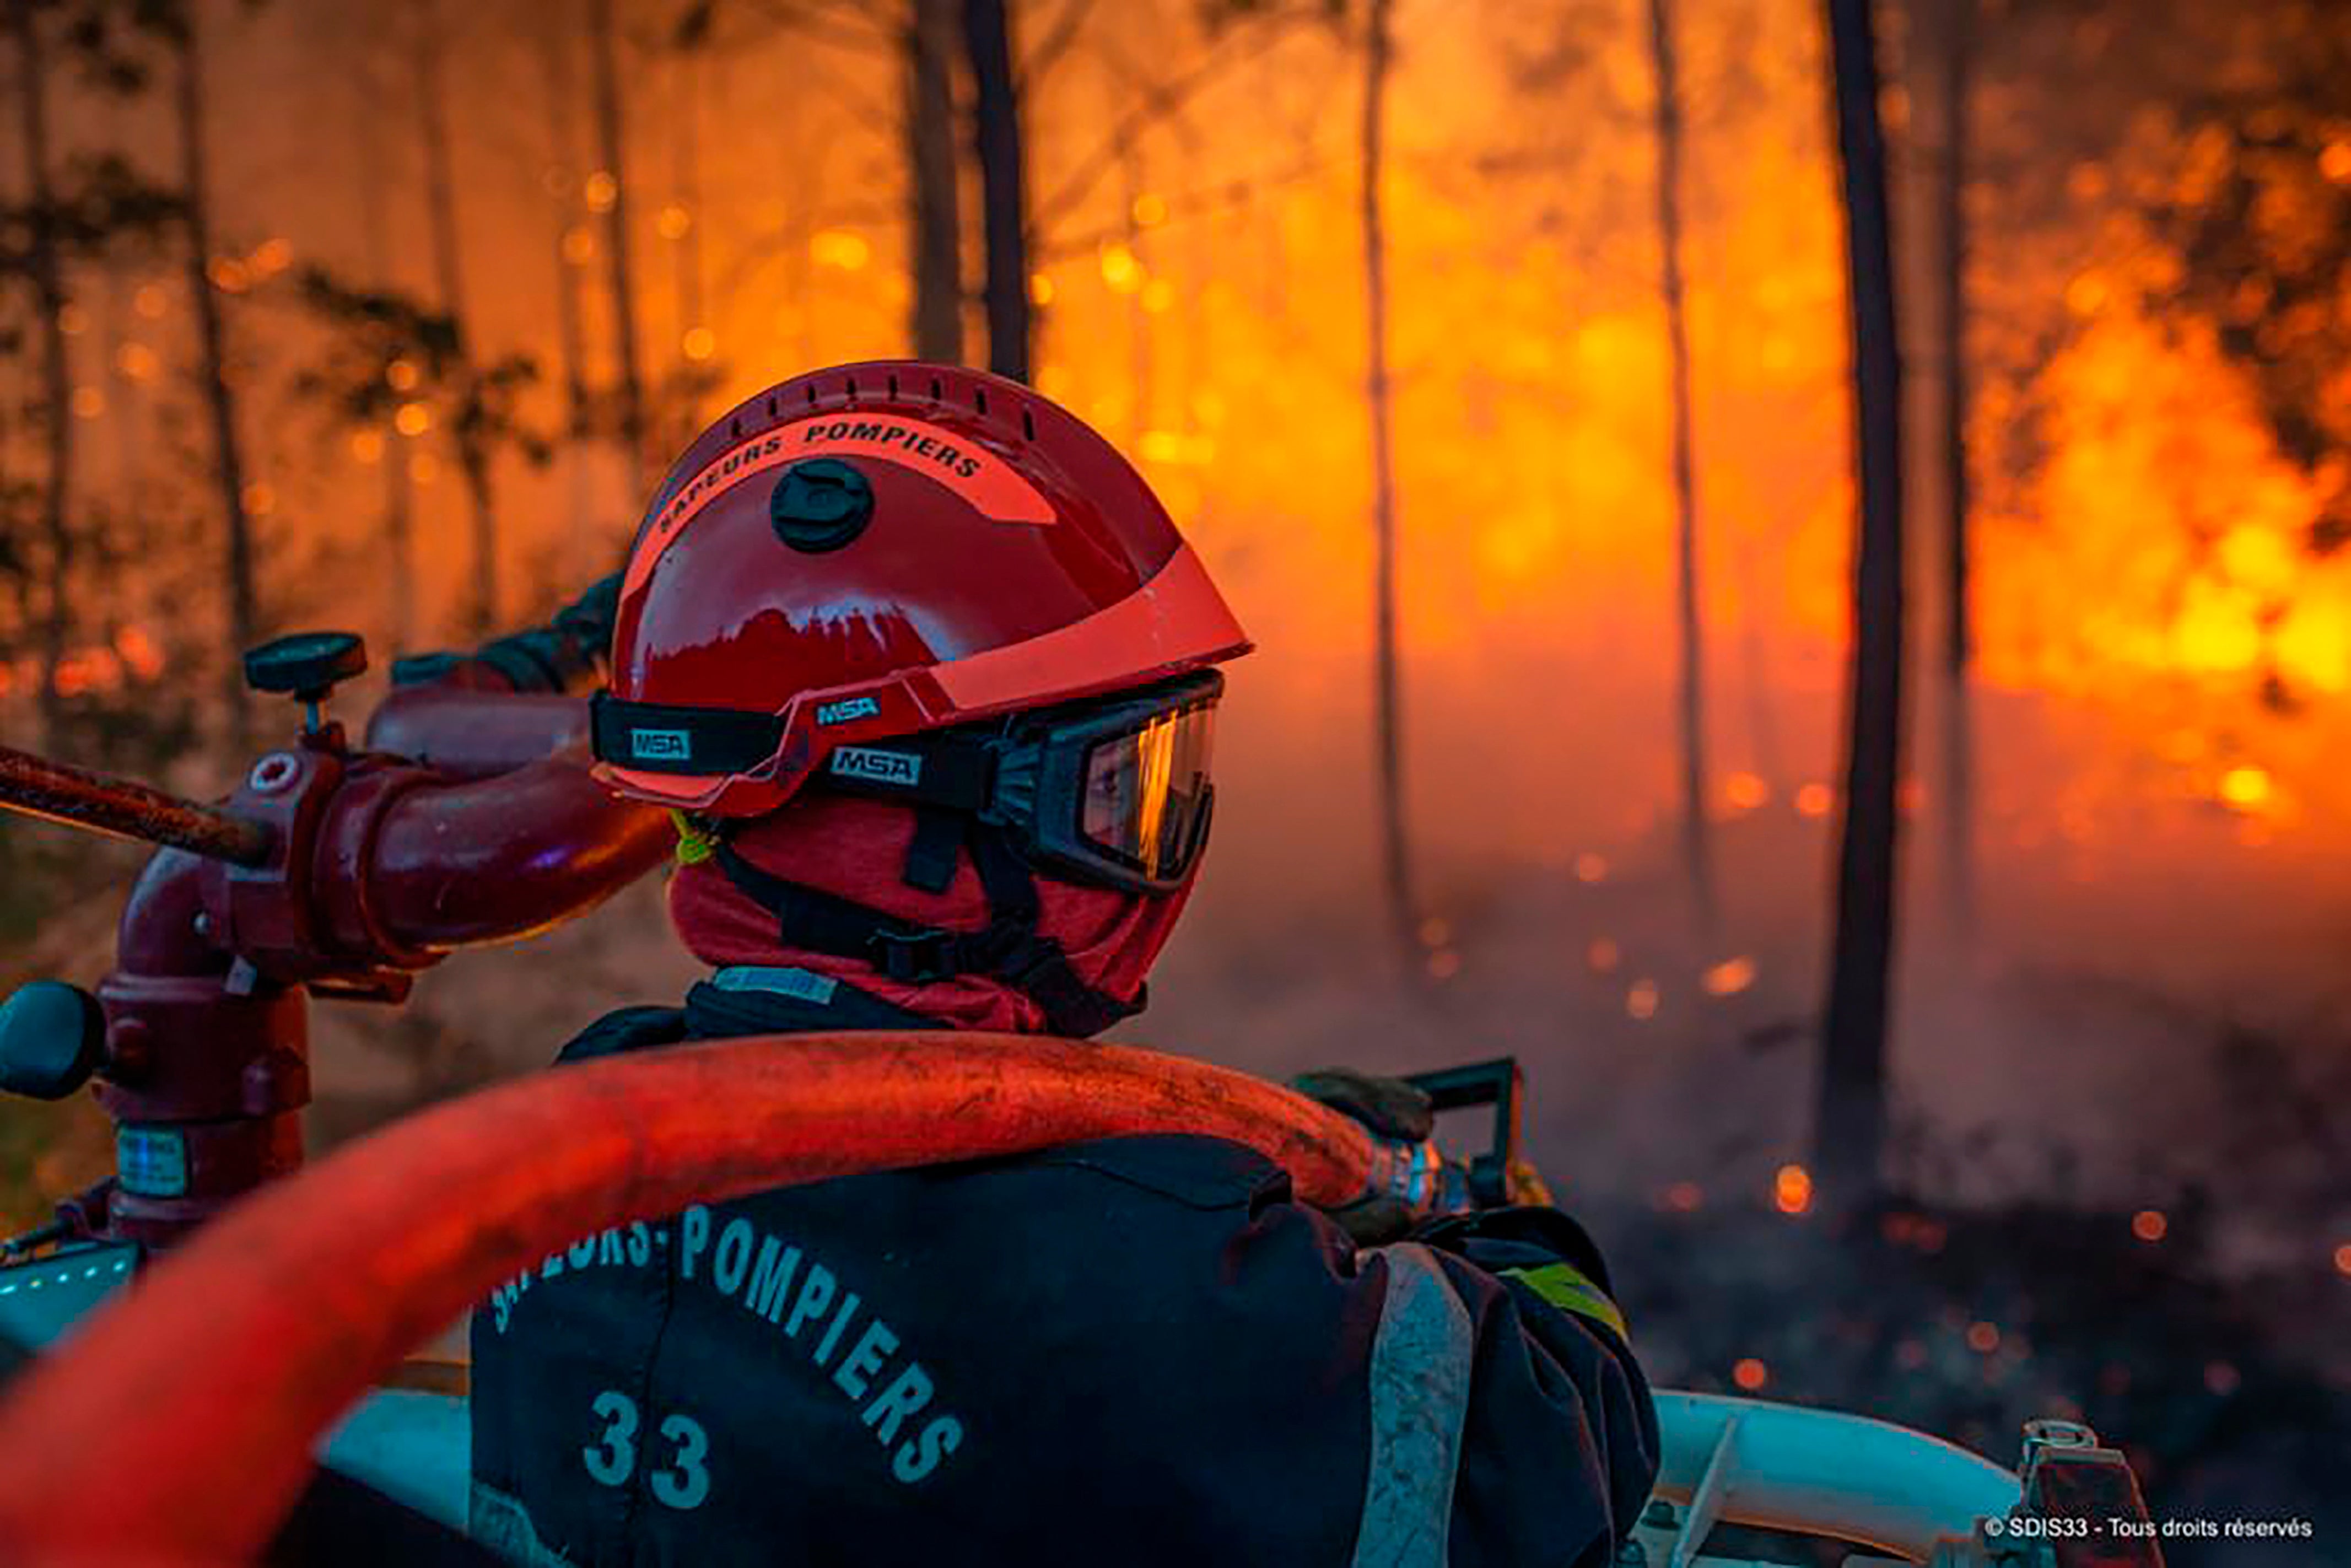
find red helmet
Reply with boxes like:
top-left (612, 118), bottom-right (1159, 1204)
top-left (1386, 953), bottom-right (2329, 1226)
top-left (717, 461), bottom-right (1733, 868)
top-left (594, 361), bottom-right (1251, 822)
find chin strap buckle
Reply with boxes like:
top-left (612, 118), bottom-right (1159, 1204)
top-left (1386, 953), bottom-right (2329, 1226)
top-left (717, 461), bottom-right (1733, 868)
top-left (868, 926), bottom-right (961, 984)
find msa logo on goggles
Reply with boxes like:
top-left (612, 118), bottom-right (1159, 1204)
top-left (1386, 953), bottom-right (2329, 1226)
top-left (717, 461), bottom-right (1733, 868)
top-left (816, 696), bottom-right (882, 726)
top-left (829, 746), bottom-right (924, 787)
top-left (629, 729), bottom-right (693, 762)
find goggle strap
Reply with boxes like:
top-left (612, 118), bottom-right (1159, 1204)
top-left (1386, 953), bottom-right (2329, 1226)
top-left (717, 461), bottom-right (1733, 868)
top-left (590, 691), bottom-right (785, 776)
top-left (819, 734), bottom-right (997, 813)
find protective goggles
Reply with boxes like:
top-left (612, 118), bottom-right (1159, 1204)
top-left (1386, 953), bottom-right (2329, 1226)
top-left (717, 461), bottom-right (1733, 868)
top-left (595, 672), bottom-right (1221, 894)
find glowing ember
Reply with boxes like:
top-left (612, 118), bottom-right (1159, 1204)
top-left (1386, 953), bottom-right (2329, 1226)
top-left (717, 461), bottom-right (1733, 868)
top-left (1773, 1163), bottom-right (1813, 1216)
top-left (242, 483), bottom-right (276, 518)
top-left (56, 303), bottom-right (88, 336)
top-left (2333, 1243), bottom-right (2350, 1278)
top-left (395, 402), bottom-right (433, 437)
top-left (351, 430), bottom-right (385, 464)
top-left (1131, 192), bottom-right (1168, 227)
top-left (114, 627), bottom-right (164, 680)
top-left (208, 256), bottom-right (249, 293)
top-left (583, 170), bottom-right (617, 212)
top-left (1662, 1181), bottom-right (1702, 1213)
top-left (1625, 979), bottom-right (1659, 1021)
top-left (249, 237), bottom-right (293, 274)
top-left (1795, 783), bottom-right (1834, 818)
top-left (2217, 765), bottom-right (2272, 811)
top-left (1417, 916), bottom-right (1450, 949)
top-left (1097, 240), bottom-right (1144, 294)
top-left (810, 229), bottom-right (870, 270)
top-left (1029, 273), bottom-right (1055, 306)
top-left (386, 359), bottom-right (420, 392)
top-left (2204, 1361), bottom-right (2241, 1396)
top-left (1966, 1321), bottom-right (2001, 1354)
top-left (656, 203), bottom-right (692, 240)
top-left (1573, 852), bottom-right (1608, 884)
top-left (69, 387), bottom-right (105, 419)
top-left (1585, 937), bottom-right (1621, 974)
top-left (1701, 956), bottom-right (1757, 996)
top-left (1732, 1358), bottom-right (1768, 1392)
top-left (116, 343), bottom-right (159, 381)
top-left (2132, 1209), bottom-right (2169, 1243)
top-left (1723, 772), bottom-right (1769, 811)
top-left (132, 283), bottom-right (166, 319)
top-left (682, 327), bottom-right (716, 362)
top-left (1426, 949), bottom-right (1462, 982)
top-left (562, 226), bottom-right (596, 266)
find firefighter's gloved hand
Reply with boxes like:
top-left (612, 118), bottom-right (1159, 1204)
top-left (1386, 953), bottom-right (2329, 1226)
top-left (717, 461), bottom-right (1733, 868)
top-left (1290, 1068), bottom-right (1435, 1248)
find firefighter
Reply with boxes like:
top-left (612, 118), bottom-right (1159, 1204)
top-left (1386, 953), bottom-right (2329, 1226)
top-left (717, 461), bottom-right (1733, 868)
top-left (467, 362), bottom-right (1659, 1566)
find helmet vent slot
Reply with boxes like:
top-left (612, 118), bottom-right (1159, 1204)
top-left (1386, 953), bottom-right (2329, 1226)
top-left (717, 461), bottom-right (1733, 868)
top-left (974, 387), bottom-right (989, 415)
top-left (765, 395), bottom-right (778, 419)
top-left (1021, 408), bottom-right (1036, 441)
top-left (729, 417), bottom-right (742, 440)
top-left (844, 374), bottom-right (859, 397)
top-left (888, 373), bottom-right (899, 397)
top-left (930, 375), bottom-right (943, 400)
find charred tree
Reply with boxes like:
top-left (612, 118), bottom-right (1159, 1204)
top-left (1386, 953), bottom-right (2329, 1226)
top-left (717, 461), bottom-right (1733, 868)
top-left (589, 0), bottom-right (648, 485)
top-left (1816, 0), bottom-right (1907, 1207)
top-left (169, 3), bottom-right (260, 749)
top-left (538, 24), bottom-right (595, 573)
top-left (350, 31), bottom-right (418, 650)
top-left (1647, 0), bottom-right (1714, 924)
top-left (1935, 0), bottom-right (1976, 932)
top-left (413, 0), bottom-right (500, 631)
top-left (670, 38), bottom-right (708, 370)
top-left (1361, 0), bottom-right (1417, 958)
top-left (963, 0), bottom-right (1031, 382)
top-left (905, 0), bottom-right (963, 363)
top-left (11, 0), bottom-right (74, 752)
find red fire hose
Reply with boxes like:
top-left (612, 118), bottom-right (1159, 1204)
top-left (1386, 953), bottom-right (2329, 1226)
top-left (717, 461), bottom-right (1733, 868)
top-left (0, 1032), bottom-right (1375, 1564)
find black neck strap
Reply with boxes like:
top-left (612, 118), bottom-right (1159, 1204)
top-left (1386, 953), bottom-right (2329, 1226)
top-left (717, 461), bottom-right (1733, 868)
top-left (707, 827), bottom-right (1143, 1039)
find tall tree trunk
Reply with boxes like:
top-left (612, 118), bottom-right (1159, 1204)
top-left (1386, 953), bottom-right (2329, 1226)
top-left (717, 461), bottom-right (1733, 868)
top-left (963, 0), bottom-right (1031, 382)
top-left (671, 46), bottom-right (707, 369)
top-left (538, 24), bottom-right (595, 574)
top-left (1648, 0), bottom-right (1714, 924)
top-left (174, 7), bottom-right (260, 750)
top-left (413, 1), bottom-right (465, 326)
top-left (1361, 0), bottom-right (1416, 958)
top-left (352, 28), bottom-right (417, 649)
top-left (414, 0), bottom-right (498, 631)
top-left (905, 0), bottom-right (963, 363)
top-left (1123, 141), bottom-right (1153, 448)
top-left (383, 434), bottom-right (418, 649)
top-left (1937, 0), bottom-right (1976, 933)
top-left (1816, 0), bottom-right (1907, 1208)
top-left (660, 40), bottom-right (713, 454)
top-left (12, 1), bottom-right (73, 752)
top-left (589, 0), bottom-right (648, 487)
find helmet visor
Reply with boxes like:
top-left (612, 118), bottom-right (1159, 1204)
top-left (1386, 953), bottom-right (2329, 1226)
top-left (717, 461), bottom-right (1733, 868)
top-left (1077, 701), bottom-right (1216, 884)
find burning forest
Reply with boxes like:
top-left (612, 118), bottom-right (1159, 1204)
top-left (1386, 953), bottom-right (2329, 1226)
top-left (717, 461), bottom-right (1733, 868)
top-left (0, 0), bottom-right (2347, 1561)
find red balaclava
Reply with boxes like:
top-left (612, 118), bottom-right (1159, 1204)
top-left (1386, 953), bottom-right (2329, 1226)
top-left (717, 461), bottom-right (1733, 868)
top-left (667, 793), bottom-right (1191, 1033)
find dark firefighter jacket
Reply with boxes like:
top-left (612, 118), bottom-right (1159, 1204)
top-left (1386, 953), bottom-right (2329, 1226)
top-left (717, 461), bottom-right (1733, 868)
top-left (468, 969), bottom-right (1659, 1567)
